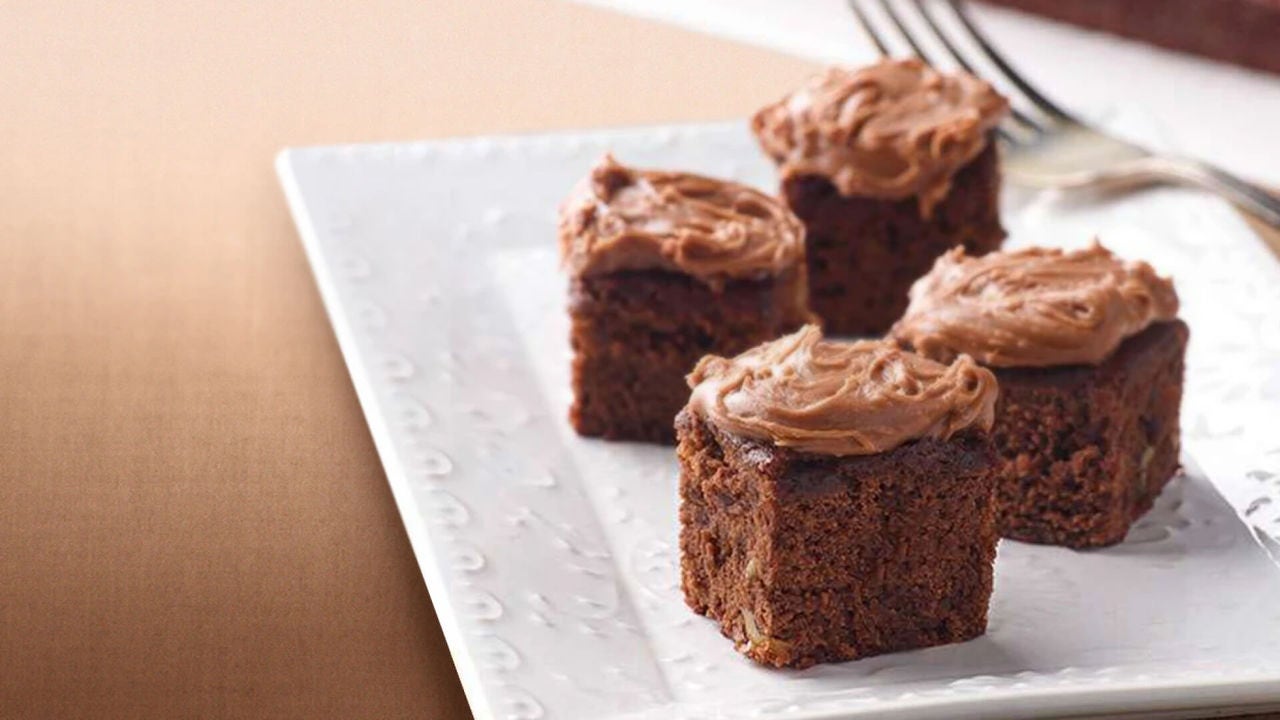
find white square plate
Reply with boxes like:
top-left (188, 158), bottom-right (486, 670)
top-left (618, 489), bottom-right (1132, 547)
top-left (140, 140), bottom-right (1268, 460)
top-left (277, 121), bottom-right (1280, 720)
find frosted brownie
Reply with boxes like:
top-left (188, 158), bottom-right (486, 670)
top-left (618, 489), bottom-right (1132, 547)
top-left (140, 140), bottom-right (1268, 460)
top-left (893, 243), bottom-right (1187, 548)
top-left (752, 58), bottom-right (1009, 336)
top-left (560, 155), bottom-right (812, 443)
top-left (677, 325), bottom-right (1000, 667)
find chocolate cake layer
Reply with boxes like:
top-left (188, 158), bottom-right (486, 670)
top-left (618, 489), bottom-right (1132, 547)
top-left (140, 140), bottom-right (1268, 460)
top-left (992, 320), bottom-right (1188, 547)
top-left (568, 269), bottom-right (808, 444)
top-left (678, 414), bottom-right (998, 668)
top-left (785, 145), bottom-right (1004, 336)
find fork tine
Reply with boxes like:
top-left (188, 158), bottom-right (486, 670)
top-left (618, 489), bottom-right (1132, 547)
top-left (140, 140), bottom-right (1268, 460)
top-left (876, 0), bottom-right (934, 62)
top-left (948, 0), bottom-right (1075, 122)
top-left (913, 0), bottom-right (1048, 137)
top-left (847, 0), bottom-right (891, 56)
top-left (913, 1), bottom-right (980, 76)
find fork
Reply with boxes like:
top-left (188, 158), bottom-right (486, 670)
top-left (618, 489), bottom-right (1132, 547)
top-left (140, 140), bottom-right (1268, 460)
top-left (846, 0), bottom-right (1280, 228)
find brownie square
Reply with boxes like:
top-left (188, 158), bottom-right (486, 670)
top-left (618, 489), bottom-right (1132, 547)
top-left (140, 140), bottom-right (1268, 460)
top-left (569, 268), bottom-right (809, 444)
top-left (783, 143), bottom-right (1005, 337)
top-left (993, 320), bottom-right (1189, 548)
top-left (677, 413), bottom-right (998, 668)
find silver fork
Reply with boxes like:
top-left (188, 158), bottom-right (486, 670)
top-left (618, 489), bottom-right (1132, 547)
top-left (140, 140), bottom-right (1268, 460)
top-left (847, 0), bottom-right (1280, 228)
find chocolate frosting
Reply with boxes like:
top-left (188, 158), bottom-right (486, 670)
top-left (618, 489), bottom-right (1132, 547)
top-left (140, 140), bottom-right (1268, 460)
top-left (559, 155), bottom-right (805, 285)
top-left (686, 325), bottom-right (997, 456)
top-left (892, 242), bottom-right (1180, 368)
top-left (751, 59), bottom-right (1009, 215)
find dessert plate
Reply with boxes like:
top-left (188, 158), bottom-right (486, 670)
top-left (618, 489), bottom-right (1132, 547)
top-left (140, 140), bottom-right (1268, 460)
top-left (277, 120), bottom-right (1280, 720)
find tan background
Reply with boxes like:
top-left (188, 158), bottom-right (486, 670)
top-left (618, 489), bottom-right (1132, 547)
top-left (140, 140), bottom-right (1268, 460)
top-left (1, 1), bottom-right (1276, 718)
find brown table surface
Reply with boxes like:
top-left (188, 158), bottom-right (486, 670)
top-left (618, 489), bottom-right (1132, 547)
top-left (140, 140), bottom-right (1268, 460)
top-left (2, 1), bottom-right (1277, 718)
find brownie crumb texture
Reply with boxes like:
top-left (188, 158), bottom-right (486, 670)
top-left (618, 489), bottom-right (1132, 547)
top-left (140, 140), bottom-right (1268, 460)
top-left (993, 321), bottom-right (1189, 548)
top-left (785, 144), bottom-right (1004, 337)
top-left (677, 413), bottom-right (998, 668)
top-left (569, 269), bottom-right (809, 444)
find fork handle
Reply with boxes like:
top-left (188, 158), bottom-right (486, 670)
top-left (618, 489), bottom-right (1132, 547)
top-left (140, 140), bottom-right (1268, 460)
top-left (1139, 155), bottom-right (1280, 228)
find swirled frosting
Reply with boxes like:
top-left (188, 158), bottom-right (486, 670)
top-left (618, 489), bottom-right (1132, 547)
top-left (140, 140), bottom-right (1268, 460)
top-left (751, 59), bottom-right (1009, 215)
top-left (559, 155), bottom-right (805, 286)
top-left (891, 243), bottom-right (1180, 368)
top-left (686, 325), bottom-right (997, 456)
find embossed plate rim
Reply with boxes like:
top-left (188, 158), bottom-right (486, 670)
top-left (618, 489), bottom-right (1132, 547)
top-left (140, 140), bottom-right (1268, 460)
top-left (278, 154), bottom-right (505, 720)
